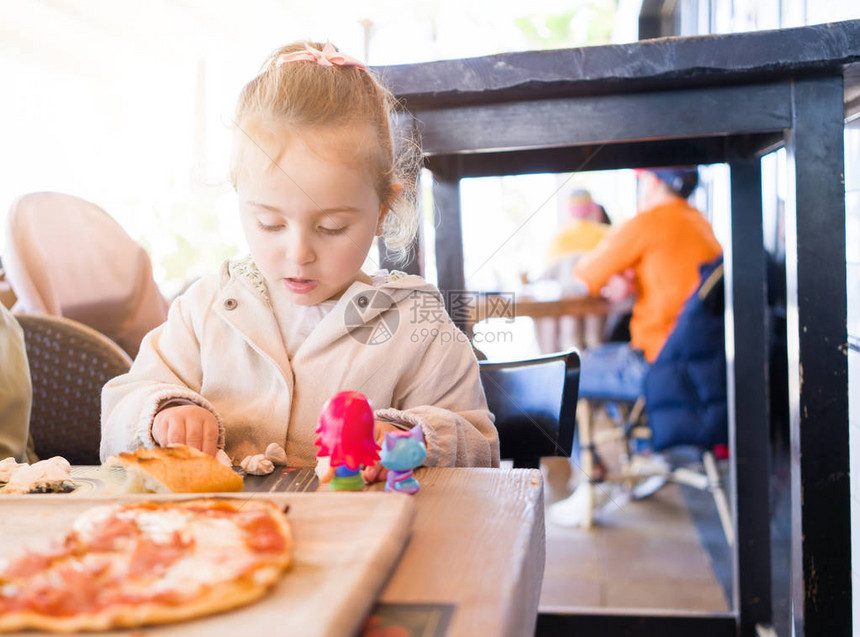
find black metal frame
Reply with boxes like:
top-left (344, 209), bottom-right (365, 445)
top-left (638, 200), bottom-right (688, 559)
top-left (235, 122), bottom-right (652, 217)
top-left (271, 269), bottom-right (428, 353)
top-left (377, 20), bottom-right (859, 637)
top-left (537, 611), bottom-right (737, 636)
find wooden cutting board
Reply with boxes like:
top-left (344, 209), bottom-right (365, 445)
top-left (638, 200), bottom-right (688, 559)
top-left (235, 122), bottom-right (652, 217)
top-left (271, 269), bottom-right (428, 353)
top-left (0, 491), bottom-right (415, 637)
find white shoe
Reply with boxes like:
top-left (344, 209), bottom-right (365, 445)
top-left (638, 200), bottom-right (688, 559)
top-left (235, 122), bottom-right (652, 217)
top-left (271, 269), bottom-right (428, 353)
top-left (547, 482), bottom-right (609, 527)
top-left (628, 453), bottom-right (669, 499)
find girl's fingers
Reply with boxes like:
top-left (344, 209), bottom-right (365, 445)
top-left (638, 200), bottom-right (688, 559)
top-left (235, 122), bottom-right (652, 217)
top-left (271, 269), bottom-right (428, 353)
top-left (363, 463), bottom-right (381, 483)
top-left (152, 407), bottom-right (217, 454)
top-left (201, 420), bottom-right (219, 456)
top-left (152, 415), bottom-right (168, 446)
top-left (363, 463), bottom-right (389, 484)
top-left (185, 419), bottom-right (204, 451)
top-left (376, 466), bottom-right (389, 482)
top-left (166, 420), bottom-right (186, 446)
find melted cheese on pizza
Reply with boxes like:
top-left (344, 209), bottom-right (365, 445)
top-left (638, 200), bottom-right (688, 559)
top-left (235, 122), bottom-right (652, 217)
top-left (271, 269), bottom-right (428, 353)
top-left (0, 499), bottom-right (291, 619)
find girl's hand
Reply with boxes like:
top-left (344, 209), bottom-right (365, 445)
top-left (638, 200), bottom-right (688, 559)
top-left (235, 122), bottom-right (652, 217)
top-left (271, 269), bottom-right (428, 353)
top-left (152, 405), bottom-right (219, 456)
top-left (362, 420), bottom-right (401, 484)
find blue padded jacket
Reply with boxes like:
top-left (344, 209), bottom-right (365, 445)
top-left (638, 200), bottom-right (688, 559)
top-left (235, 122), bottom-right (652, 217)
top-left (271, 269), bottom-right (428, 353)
top-left (642, 256), bottom-right (727, 451)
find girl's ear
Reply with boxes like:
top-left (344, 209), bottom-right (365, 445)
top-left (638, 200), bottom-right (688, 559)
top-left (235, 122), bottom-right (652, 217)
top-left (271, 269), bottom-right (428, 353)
top-left (376, 182), bottom-right (403, 236)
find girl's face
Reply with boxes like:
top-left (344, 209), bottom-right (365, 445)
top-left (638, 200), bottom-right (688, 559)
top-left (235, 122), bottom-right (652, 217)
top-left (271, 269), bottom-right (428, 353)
top-left (237, 130), bottom-right (388, 306)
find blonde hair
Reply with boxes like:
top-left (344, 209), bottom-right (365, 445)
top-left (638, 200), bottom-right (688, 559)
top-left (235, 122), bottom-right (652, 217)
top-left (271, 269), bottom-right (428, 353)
top-left (229, 41), bottom-right (420, 264)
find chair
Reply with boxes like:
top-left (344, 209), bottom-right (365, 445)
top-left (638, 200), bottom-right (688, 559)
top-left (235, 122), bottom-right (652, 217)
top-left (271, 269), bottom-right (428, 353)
top-left (3, 192), bottom-right (168, 358)
top-left (479, 348), bottom-right (580, 469)
top-left (574, 258), bottom-right (733, 544)
top-left (16, 313), bottom-right (132, 465)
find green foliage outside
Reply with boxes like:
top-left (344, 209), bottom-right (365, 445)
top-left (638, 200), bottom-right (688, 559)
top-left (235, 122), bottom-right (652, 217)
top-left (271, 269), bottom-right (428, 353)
top-left (515, 1), bottom-right (617, 49)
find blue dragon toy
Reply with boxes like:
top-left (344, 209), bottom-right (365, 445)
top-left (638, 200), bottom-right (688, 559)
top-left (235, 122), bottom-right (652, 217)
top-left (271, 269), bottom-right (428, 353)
top-left (379, 425), bottom-right (427, 495)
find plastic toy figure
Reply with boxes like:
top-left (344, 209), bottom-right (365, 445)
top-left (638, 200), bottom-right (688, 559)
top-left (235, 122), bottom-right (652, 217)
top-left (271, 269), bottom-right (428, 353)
top-left (379, 425), bottom-right (427, 494)
top-left (314, 391), bottom-right (379, 491)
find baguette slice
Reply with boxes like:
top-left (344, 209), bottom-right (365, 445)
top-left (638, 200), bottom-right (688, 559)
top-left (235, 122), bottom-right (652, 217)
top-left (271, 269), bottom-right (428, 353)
top-left (105, 445), bottom-right (244, 493)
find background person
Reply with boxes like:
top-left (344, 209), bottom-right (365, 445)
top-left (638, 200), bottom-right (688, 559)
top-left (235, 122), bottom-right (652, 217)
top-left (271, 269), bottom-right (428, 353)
top-left (538, 189), bottom-right (612, 351)
top-left (0, 303), bottom-right (32, 462)
top-left (575, 168), bottom-right (721, 394)
top-left (548, 167), bottom-right (722, 525)
top-left (546, 188), bottom-right (611, 264)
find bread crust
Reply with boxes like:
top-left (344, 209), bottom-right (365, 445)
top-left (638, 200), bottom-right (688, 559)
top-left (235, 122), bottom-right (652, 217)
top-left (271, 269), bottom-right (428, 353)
top-left (0, 498), bottom-right (292, 633)
top-left (106, 445), bottom-right (244, 493)
top-left (0, 568), bottom-right (283, 633)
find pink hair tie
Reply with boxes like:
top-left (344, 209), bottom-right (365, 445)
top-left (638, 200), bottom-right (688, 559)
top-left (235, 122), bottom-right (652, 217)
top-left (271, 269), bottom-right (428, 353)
top-left (276, 42), bottom-right (366, 70)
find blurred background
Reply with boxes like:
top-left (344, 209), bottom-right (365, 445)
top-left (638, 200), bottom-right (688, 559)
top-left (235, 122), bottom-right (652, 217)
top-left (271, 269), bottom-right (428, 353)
top-left (0, 0), bottom-right (855, 297)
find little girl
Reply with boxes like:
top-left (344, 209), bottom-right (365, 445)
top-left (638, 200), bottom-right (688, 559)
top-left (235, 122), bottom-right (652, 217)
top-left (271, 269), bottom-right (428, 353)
top-left (100, 42), bottom-right (500, 476)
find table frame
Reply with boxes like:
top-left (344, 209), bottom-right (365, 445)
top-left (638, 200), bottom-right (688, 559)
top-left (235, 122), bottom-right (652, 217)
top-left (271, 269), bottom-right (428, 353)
top-left (377, 21), bottom-right (860, 636)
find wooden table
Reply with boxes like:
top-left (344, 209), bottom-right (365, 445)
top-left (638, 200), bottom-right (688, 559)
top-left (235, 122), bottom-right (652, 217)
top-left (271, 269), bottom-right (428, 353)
top-left (466, 291), bottom-right (630, 352)
top-left (471, 292), bottom-right (617, 322)
top-left (369, 468), bottom-right (545, 637)
top-left (69, 466), bottom-right (545, 637)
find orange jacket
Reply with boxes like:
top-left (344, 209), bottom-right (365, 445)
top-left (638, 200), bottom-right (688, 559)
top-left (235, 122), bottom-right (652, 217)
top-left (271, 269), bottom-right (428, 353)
top-left (574, 197), bottom-right (722, 362)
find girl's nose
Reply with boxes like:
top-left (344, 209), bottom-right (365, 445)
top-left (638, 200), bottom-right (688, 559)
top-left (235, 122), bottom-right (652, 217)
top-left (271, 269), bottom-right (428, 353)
top-left (288, 230), bottom-right (316, 266)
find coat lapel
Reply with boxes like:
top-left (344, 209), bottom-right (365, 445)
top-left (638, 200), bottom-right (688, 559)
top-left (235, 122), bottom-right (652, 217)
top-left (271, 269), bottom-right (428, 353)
top-left (213, 273), bottom-right (294, 394)
top-left (294, 277), bottom-right (424, 362)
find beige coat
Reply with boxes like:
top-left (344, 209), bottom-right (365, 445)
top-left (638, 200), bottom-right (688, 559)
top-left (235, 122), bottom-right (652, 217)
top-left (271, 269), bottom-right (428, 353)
top-left (101, 258), bottom-right (499, 468)
top-left (0, 304), bottom-right (31, 462)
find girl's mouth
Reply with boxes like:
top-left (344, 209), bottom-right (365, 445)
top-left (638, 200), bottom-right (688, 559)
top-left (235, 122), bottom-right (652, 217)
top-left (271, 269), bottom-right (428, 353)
top-left (284, 278), bottom-right (319, 294)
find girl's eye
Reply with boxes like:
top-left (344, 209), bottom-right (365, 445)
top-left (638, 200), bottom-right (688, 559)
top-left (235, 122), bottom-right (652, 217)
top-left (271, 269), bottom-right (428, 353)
top-left (257, 220), bottom-right (284, 233)
top-left (318, 226), bottom-right (347, 236)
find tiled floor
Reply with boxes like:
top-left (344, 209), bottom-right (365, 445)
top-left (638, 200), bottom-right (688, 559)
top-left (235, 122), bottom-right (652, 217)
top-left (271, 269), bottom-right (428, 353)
top-left (539, 460), bottom-right (730, 613)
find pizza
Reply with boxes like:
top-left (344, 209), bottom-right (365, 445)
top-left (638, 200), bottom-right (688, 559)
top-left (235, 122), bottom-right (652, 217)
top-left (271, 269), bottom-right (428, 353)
top-left (0, 497), bottom-right (292, 633)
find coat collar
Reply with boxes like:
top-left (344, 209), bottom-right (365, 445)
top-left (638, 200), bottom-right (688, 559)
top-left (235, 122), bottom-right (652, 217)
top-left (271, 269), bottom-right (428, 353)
top-left (212, 256), bottom-right (441, 366)
top-left (294, 271), bottom-right (440, 361)
top-left (213, 259), bottom-right (293, 387)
